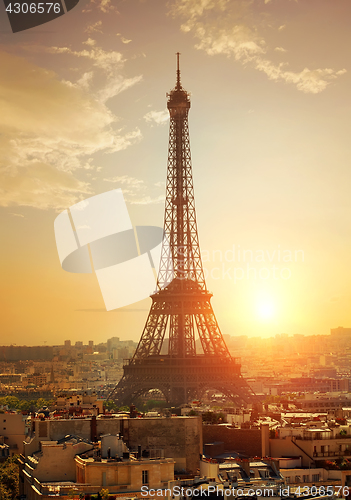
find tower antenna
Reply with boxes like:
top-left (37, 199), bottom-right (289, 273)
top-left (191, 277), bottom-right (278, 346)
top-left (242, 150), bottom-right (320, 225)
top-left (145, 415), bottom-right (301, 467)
top-left (176, 51), bottom-right (181, 89)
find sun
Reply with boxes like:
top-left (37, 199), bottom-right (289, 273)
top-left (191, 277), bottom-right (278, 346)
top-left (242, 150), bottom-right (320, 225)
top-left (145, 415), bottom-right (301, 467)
top-left (256, 296), bottom-right (276, 321)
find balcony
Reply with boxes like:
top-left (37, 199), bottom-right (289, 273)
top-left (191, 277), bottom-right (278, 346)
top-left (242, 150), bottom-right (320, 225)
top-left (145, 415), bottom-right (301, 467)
top-left (313, 450), bottom-right (351, 458)
top-left (295, 434), bottom-right (351, 441)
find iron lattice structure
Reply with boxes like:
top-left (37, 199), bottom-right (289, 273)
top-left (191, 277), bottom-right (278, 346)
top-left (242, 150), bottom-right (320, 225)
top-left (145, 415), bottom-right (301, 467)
top-left (109, 55), bottom-right (256, 406)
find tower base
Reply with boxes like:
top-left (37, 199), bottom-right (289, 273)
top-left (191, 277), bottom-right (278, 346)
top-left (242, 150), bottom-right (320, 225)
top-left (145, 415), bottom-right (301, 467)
top-left (109, 355), bottom-right (256, 407)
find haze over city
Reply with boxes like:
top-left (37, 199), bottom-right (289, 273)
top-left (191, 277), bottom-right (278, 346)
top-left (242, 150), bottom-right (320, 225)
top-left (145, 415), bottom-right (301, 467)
top-left (1, 0), bottom-right (351, 345)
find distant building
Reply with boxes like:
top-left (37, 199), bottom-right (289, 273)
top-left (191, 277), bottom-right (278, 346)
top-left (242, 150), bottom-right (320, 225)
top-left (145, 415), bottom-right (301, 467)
top-left (296, 394), bottom-right (351, 412)
top-left (22, 372), bottom-right (48, 387)
top-left (0, 373), bottom-right (21, 385)
top-left (331, 327), bottom-right (351, 337)
top-left (0, 345), bottom-right (53, 361)
top-left (51, 392), bottom-right (103, 414)
top-left (107, 337), bottom-right (120, 352)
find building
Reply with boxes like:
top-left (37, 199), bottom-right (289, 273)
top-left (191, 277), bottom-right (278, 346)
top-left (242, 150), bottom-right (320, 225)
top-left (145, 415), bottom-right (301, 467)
top-left (75, 434), bottom-right (174, 492)
top-left (0, 412), bottom-right (27, 454)
top-left (200, 457), bottom-right (284, 486)
top-left (22, 372), bottom-right (48, 387)
top-left (19, 434), bottom-right (174, 500)
top-left (270, 424), bottom-right (351, 467)
top-left (25, 415), bottom-right (202, 473)
top-left (296, 394), bottom-right (351, 412)
top-left (0, 435), bottom-right (10, 461)
top-left (51, 392), bottom-right (104, 414)
top-left (331, 327), bottom-right (351, 337)
top-left (0, 345), bottom-right (53, 361)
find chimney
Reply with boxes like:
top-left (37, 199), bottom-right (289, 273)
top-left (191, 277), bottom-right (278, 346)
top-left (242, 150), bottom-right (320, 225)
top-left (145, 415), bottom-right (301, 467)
top-left (91, 415), bottom-right (97, 442)
top-left (240, 459), bottom-right (251, 478)
top-left (261, 423), bottom-right (270, 457)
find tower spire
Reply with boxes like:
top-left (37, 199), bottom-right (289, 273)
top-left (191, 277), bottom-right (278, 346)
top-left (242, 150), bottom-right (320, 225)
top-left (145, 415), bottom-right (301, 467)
top-left (176, 51), bottom-right (181, 90)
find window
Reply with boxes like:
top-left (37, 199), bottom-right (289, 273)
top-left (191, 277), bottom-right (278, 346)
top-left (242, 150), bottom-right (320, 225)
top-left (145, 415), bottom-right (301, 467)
top-left (312, 474), bottom-right (320, 482)
top-left (142, 470), bottom-right (149, 485)
top-left (39, 421), bottom-right (47, 438)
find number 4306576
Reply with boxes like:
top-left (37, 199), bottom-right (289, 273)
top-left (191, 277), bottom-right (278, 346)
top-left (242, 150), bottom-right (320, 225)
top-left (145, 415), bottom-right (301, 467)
top-left (6, 3), bottom-right (62, 14)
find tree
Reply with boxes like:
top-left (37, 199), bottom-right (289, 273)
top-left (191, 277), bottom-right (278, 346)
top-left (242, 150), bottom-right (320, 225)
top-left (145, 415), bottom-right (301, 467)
top-left (0, 456), bottom-right (19, 500)
top-left (202, 411), bottom-right (226, 424)
top-left (0, 396), bottom-right (53, 411)
top-left (188, 409), bottom-right (198, 416)
top-left (104, 400), bottom-right (118, 412)
top-left (100, 488), bottom-right (109, 500)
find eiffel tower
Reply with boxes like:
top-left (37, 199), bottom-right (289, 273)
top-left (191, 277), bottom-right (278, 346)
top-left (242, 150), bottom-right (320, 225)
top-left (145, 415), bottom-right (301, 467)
top-left (109, 54), bottom-right (256, 407)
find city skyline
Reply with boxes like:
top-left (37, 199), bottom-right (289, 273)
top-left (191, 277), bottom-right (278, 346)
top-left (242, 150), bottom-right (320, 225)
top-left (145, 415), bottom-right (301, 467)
top-left (1, 0), bottom-right (351, 345)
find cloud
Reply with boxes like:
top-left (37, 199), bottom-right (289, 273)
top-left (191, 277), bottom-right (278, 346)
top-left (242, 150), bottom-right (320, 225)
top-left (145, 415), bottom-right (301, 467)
top-left (46, 43), bottom-right (143, 103)
top-left (170, 0), bottom-right (347, 93)
top-left (130, 195), bottom-right (165, 205)
top-left (194, 24), bottom-right (264, 60)
top-left (84, 0), bottom-right (118, 13)
top-left (97, 75), bottom-right (143, 103)
top-left (85, 20), bottom-right (103, 34)
top-left (102, 175), bottom-right (166, 205)
top-left (48, 44), bottom-right (124, 75)
top-left (83, 38), bottom-right (97, 47)
top-left (144, 109), bottom-right (169, 125)
top-left (254, 59), bottom-right (347, 93)
top-left (117, 33), bottom-right (132, 44)
top-left (265, 0), bottom-right (297, 4)
top-left (91, 0), bottom-right (117, 13)
top-left (103, 175), bottom-right (145, 186)
top-left (0, 51), bottom-right (140, 210)
top-left (170, 0), bottom-right (231, 33)
top-left (1, 162), bottom-right (91, 211)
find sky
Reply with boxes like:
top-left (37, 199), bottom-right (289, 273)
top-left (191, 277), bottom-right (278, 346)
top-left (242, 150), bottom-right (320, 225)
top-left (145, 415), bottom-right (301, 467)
top-left (1, 0), bottom-right (351, 346)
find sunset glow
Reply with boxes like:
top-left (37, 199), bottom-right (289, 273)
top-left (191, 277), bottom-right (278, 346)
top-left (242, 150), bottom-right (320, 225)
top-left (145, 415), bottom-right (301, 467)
top-left (1, 0), bottom-right (351, 344)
